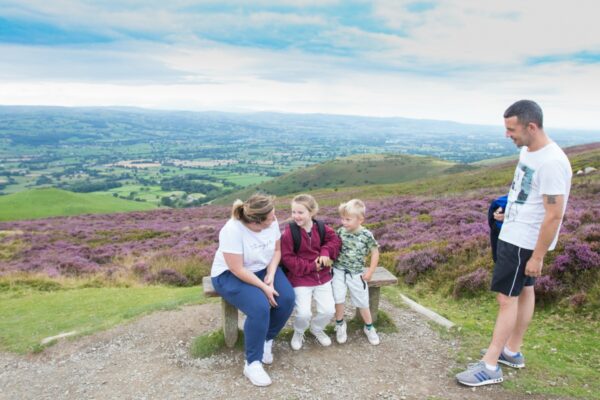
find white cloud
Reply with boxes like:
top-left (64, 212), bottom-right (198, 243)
top-left (1, 1), bottom-right (599, 129)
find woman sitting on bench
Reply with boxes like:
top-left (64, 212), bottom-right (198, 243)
top-left (210, 194), bottom-right (295, 387)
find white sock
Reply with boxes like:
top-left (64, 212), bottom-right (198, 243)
top-left (503, 346), bottom-right (519, 356)
top-left (484, 362), bottom-right (497, 371)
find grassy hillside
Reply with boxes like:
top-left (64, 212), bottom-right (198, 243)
top-left (216, 153), bottom-right (472, 204)
top-left (298, 142), bottom-right (600, 206)
top-left (0, 188), bottom-right (157, 221)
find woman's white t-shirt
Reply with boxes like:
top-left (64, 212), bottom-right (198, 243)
top-left (210, 218), bottom-right (281, 277)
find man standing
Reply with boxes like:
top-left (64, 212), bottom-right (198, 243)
top-left (456, 100), bottom-right (572, 386)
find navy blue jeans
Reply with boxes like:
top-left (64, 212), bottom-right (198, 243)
top-left (212, 267), bottom-right (295, 363)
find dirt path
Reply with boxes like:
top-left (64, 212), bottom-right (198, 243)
top-left (0, 300), bottom-right (569, 400)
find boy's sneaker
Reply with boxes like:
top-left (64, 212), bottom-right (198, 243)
top-left (335, 321), bottom-right (347, 344)
top-left (290, 331), bottom-right (304, 351)
top-left (480, 348), bottom-right (525, 369)
top-left (262, 339), bottom-right (273, 364)
top-left (456, 361), bottom-right (503, 387)
top-left (363, 326), bottom-right (380, 345)
top-left (244, 361), bottom-right (272, 387)
top-left (310, 329), bottom-right (332, 347)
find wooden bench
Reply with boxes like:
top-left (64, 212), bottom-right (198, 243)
top-left (202, 266), bottom-right (398, 348)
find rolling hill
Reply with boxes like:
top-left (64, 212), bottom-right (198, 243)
top-left (215, 153), bottom-right (476, 204)
top-left (0, 188), bottom-right (157, 221)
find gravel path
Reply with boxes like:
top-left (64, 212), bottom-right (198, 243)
top-left (0, 299), bottom-right (570, 400)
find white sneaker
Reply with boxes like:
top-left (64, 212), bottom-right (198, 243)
top-left (363, 326), bottom-right (380, 345)
top-left (310, 329), bottom-right (332, 347)
top-left (243, 361), bottom-right (272, 386)
top-left (335, 321), bottom-right (347, 344)
top-left (290, 331), bottom-right (304, 351)
top-left (262, 339), bottom-right (273, 364)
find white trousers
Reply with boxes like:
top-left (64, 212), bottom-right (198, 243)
top-left (293, 282), bottom-right (335, 334)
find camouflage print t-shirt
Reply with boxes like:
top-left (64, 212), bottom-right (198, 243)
top-left (333, 227), bottom-right (379, 274)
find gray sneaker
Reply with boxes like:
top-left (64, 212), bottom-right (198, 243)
top-left (456, 361), bottom-right (503, 387)
top-left (480, 348), bottom-right (525, 369)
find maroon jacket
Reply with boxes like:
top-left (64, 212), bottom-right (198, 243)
top-left (281, 222), bottom-right (342, 288)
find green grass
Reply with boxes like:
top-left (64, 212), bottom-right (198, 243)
top-left (382, 285), bottom-right (600, 399)
top-left (0, 285), bottom-right (206, 353)
top-left (0, 188), bottom-right (157, 221)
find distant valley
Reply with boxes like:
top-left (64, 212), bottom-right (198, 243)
top-left (1, 106), bottom-right (599, 213)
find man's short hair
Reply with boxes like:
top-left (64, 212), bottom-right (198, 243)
top-left (504, 100), bottom-right (543, 128)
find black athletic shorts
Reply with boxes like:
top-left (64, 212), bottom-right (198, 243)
top-left (491, 239), bottom-right (536, 297)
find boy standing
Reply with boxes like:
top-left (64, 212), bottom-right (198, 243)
top-left (332, 199), bottom-right (381, 345)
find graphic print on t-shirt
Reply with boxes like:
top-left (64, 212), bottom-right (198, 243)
top-left (506, 162), bottom-right (535, 221)
top-left (513, 162), bottom-right (535, 204)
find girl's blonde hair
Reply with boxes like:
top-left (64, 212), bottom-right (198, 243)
top-left (231, 194), bottom-right (275, 224)
top-left (338, 199), bottom-right (366, 219)
top-left (292, 194), bottom-right (319, 216)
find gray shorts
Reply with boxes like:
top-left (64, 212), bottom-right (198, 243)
top-left (332, 268), bottom-right (369, 309)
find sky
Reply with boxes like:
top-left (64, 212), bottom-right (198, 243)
top-left (1, 0), bottom-right (599, 129)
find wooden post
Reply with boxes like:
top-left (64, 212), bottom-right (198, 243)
top-left (222, 299), bottom-right (238, 348)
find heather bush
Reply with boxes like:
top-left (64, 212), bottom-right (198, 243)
top-left (548, 240), bottom-right (600, 293)
top-left (453, 268), bottom-right (489, 298)
top-left (569, 292), bottom-right (587, 310)
top-left (151, 268), bottom-right (189, 286)
top-left (148, 255), bottom-right (210, 286)
top-left (396, 248), bottom-right (445, 284)
top-left (535, 275), bottom-right (564, 306)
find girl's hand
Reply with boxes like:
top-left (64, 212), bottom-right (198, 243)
top-left (262, 285), bottom-right (279, 307)
top-left (317, 256), bottom-right (332, 268)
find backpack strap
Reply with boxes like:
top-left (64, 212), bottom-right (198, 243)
top-left (314, 219), bottom-right (326, 247)
top-left (289, 222), bottom-right (302, 254)
top-left (289, 219), bottom-right (326, 254)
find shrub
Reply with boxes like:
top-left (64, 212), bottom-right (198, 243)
top-left (151, 268), bottom-right (189, 286)
top-left (569, 292), bottom-right (587, 310)
top-left (396, 248), bottom-right (445, 284)
top-left (535, 275), bottom-right (563, 306)
top-left (453, 268), bottom-right (489, 298)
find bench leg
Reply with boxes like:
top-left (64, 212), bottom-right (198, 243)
top-left (222, 299), bottom-right (238, 348)
top-left (354, 287), bottom-right (381, 323)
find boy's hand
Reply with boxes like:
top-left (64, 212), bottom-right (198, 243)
top-left (362, 271), bottom-right (373, 282)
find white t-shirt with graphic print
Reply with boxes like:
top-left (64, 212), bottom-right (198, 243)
top-left (211, 218), bottom-right (281, 277)
top-left (499, 142), bottom-right (572, 251)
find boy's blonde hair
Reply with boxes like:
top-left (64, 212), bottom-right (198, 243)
top-left (292, 194), bottom-right (319, 216)
top-left (339, 199), bottom-right (366, 219)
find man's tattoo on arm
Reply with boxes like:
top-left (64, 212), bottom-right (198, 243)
top-left (546, 195), bottom-right (557, 204)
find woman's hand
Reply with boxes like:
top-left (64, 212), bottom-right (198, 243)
top-left (264, 271), bottom-right (275, 286)
top-left (262, 284), bottom-right (279, 307)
